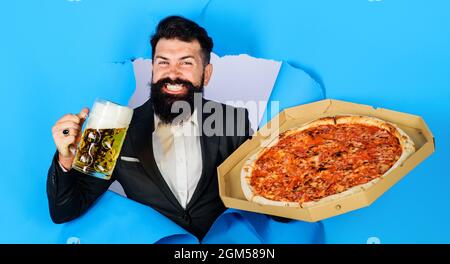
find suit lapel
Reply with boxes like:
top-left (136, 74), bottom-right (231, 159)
top-left (129, 101), bottom-right (183, 211)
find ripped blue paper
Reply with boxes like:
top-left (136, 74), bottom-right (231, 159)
top-left (58, 191), bottom-right (198, 244)
top-left (56, 192), bottom-right (325, 244)
top-left (202, 209), bottom-right (324, 244)
top-left (1, 0), bottom-right (449, 244)
top-left (53, 192), bottom-right (324, 244)
top-left (260, 61), bottom-right (325, 127)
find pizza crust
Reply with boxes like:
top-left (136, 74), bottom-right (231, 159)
top-left (241, 115), bottom-right (415, 208)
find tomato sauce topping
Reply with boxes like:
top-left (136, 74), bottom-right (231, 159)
top-left (251, 124), bottom-right (402, 203)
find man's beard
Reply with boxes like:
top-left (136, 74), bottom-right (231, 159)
top-left (150, 76), bottom-right (204, 125)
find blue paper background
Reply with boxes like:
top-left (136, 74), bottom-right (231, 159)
top-left (0, 0), bottom-right (449, 243)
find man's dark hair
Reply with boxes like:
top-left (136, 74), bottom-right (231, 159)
top-left (150, 16), bottom-right (213, 66)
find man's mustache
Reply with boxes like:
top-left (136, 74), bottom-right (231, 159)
top-left (152, 77), bottom-right (196, 88)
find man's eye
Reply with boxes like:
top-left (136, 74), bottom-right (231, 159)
top-left (158, 61), bottom-right (169, 65)
top-left (182, 61), bottom-right (193, 65)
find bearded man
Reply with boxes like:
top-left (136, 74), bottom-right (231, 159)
top-left (47, 16), bottom-right (251, 240)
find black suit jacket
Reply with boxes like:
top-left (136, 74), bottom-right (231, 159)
top-left (47, 98), bottom-right (251, 240)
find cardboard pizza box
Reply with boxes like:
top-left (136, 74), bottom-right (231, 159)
top-left (217, 99), bottom-right (435, 222)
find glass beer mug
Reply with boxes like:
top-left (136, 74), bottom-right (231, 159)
top-left (72, 99), bottom-right (133, 180)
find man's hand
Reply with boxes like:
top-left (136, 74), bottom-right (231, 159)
top-left (51, 108), bottom-right (89, 170)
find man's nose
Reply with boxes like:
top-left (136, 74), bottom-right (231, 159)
top-left (166, 64), bottom-right (182, 80)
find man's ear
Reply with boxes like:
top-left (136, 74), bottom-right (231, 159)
top-left (203, 63), bottom-right (213, 87)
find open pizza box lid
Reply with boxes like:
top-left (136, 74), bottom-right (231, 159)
top-left (217, 99), bottom-right (435, 222)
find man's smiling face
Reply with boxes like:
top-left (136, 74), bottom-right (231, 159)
top-left (150, 38), bottom-right (213, 124)
top-left (152, 38), bottom-right (212, 95)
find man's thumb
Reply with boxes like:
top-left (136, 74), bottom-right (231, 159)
top-left (77, 107), bottom-right (89, 129)
top-left (78, 107), bottom-right (89, 119)
top-left (78, 107), bottom-right (89, 121)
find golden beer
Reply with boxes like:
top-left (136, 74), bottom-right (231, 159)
top-left (72, 99), bottom-right (133, 179)
top-left (72, 128), bottom-right (127, 179)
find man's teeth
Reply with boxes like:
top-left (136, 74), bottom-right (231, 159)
top-left (166, 84), bottom-right (183, 92)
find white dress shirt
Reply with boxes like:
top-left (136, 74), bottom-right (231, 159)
top-left (152, 110), bottom-right (203, 209)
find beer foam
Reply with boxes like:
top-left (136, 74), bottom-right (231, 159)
top-left (85, 100), bottom-right (133, 129)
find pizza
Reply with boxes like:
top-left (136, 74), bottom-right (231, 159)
top-left (241, 115), bottom-right (415, 208)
